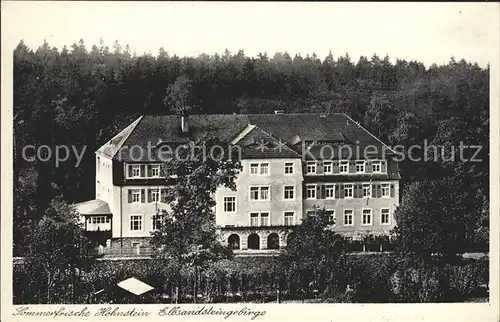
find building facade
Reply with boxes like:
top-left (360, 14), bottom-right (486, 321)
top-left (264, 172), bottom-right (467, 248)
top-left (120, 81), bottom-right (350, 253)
top-left (75, 113), bottom-right (400, 255)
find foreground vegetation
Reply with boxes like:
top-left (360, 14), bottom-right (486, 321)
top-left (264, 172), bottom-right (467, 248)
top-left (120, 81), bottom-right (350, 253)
top-left (14, 252), bottom-right (488, 304)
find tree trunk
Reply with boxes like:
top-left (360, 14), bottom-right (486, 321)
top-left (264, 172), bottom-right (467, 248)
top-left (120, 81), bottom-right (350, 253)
top-left (193, 265), bottom-right (198, 303)
top-left (175, 271), bottom-right (182, 304)
top-left (71, 265), bottom-right (75, 303)
top-left (47, 272), bottom-right (51, 304)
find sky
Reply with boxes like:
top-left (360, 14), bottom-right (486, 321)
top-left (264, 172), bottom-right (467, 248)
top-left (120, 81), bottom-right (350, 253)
top-left (2, 2), bottom-right (499, 67)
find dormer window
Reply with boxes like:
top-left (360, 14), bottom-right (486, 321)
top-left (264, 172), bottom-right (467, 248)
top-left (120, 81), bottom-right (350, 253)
top-left (355, 161), bottom-right (365, 173)
top-left (306, 161), bottom-right (317, 174)
top-left (372, 161), bottom-right (385, 173)
top-left (131, 165), bottom-right (141, 178)
top-left (339, 161), bottom-right (349, 174)
top-left (150, 165), bottom-right (160, 177)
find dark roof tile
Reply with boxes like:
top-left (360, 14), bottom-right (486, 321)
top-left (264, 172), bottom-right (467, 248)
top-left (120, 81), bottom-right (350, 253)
top-left (105, 113), bottom-right (394, 162)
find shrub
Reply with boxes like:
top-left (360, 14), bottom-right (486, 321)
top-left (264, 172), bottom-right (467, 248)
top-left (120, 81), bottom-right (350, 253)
top-left (447, 260), bottom-right (488, 301)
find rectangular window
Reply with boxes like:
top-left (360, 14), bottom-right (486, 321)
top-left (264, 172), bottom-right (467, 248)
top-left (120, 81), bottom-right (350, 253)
top-left (249, 162), bottom-right (269, 175)
top-left (325, 184), bottom-right (335, 199)
top-left (284, 162), bottom-right (294, 174)
top-left (323, 161), bottom-right (333, 174)
top-left (344, 184), bottom-right (354, 198)
top-left (131, 165), bottom-right (141, 178)
top-left (306, 162), bottom-right (317, 174)
top-left (250, 163), bottom-right (259, 175)
top-left (326, 210), bottom-right (335, 225)
top-left (381, 183), bottom-right (391, 197)
top-left (344, 209), bottom-right (354, 226)
top-left (362, 209), bottom-right (372, 225)
top-left (130, 215), bottom-right (143, 231)
top-left (250, 213), bottom-right (259, 226)
top-left (91, 216), bottom-right (108, 224)
top-left (131, 189), bottom-right (141, 203)
top-left (150, 189), bottom-right (160, 203)
top-left (372, 161), bottom-right (382, 173)
top-left (152, 214), bottom-right (165, 230)
top-left (151, 165), bottom-right (160, 177)
top-left (284, 186), bottom-right (295, 200)
top-left (362, 183), bottom-right (371, 198)
top-left (260, 212), bottom-right (269, 226)
top-left (250, 212), bottom-right (269, 227)
top-left (306, 185), bottom-right (316, 199)
top-left (260, 186), bottom-right (270, 200)
top-left (260, 163), bottom-right (269, 175)
top-left (284, 212), bottom-right (295, 226)
top-left (339, 160), bottom-right (349, 173)
top-left (356, 161), bottom-right (365, 173)
top-left (250, 187), bottom-right (259, 200)
top-left (250, 186), bottom-right (270, 201)
top-left (381, 208), bottom-right (390, 225)
top-left (224, 196), bottom-right (236, 212)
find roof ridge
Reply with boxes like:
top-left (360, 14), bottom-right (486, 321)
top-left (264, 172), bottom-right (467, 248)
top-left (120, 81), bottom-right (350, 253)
top-left (107, 115), bottom-right (143, 158)
top-left (342, 113), bottom-right (396, 154)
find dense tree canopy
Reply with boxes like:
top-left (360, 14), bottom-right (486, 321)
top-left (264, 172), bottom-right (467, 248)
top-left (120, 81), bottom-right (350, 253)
top-left (13, 39), bottom-right (489, 254)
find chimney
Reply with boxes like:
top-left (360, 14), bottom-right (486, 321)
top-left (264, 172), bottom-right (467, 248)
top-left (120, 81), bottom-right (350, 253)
top-left (181, 113), bottom-right (189, 133)
top-left (274, 110), bottom-right (284, 115)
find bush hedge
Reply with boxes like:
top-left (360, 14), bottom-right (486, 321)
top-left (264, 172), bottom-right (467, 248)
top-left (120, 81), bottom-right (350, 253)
top-left (13, 254), bottom-right (488, 304)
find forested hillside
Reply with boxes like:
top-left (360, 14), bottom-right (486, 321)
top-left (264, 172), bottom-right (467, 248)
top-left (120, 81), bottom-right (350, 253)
top-left (13, 39), bottom-right (489, 253)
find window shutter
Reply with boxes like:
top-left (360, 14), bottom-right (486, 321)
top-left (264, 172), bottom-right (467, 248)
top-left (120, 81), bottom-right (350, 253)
top-left (377, 184), bottom-right (382, 198)
top-left (339, 183), bottom-right (345, 198)
top-left (140, 165), bottom-right (146, 177)
top-left (147, 165), bottom-right (152, 177)
top-left (303, 186), bottom-right (308, 199)
top-left (333, 161), bottom-right (339, 174)
top-left (354, 184), bottom-right (360, 198)
top-left (147, 189), bottom-right (152, 203)
top-left (372, 183), bottom-right (377, 198)
top-left (141, 189), bottom-right (145, 203)
top-left (161, 188), bottom-right (167, 202)
top-left (127, 165), bottom-right (133, 177)
top-left (381, 161), bottom-right (387, 173)
top-left (348, 161), bottom-right (356, 173)
top-left (321, 185), bottom-right (326, 199)
top-left (317, 162), bottom-right (324, 175)
top-left (316, 185), bottom-right (322, 199)
top-left (365, 161), bottom-right (372, 174)
top-left (128, 190), bottom-right (132, 203)
top-left (390, 184), bottom-right (395, 197)
top-left (335, 184), bottom-right (340, 198)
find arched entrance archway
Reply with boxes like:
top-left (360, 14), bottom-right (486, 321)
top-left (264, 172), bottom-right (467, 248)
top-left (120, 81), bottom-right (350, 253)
top-left (228, 234), bottom-right (240, 250)
top-left (248, 233), bottom-right (260, 250)
top-left (267, 233), bottom-right (280, 249)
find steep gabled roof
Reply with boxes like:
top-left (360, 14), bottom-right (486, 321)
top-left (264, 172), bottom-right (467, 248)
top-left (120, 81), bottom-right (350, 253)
top-left (100, 113), bottom-right (394, 162)
top-left (97, 116), bottom-right (143, 158)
